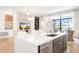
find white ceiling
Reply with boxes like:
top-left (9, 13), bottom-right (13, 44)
top-left (17, 6), bottom-right (79, 17)
top-left (0, 6), bottom-right (79, 17)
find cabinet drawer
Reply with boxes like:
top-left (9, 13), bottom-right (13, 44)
top-left (39, 41), bottom-right (52, 53)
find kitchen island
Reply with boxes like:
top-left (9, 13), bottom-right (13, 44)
top-left (15, 30), bottom-right (67, 53)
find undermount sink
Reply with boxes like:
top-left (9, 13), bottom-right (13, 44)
top-left (46, 34), bottom-right (58, 37)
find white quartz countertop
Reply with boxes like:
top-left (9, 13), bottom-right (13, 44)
top-left (15, 30), bottom-right (67, 45)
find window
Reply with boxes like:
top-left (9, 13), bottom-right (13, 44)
top-left (53, 14), bottom-right (73, 32)
top-left (53, 19), bottom-right (61, 31)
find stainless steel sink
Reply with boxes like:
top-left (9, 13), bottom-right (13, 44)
top-left (46, 34), bottom-right (58, 37)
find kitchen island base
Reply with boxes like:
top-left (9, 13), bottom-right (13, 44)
top-left (15, 32), bottom-right (67, 53)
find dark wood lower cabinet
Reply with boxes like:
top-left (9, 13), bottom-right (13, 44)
top-left (63, 35), bottom-right (67, 50)
top-left (53, 35), bottom-right (67, 53)
top-left (38, 34), bottom-right (67, 53)
top-left (58, 36), bottom-right (64, 53)
top-left (53, 38), bottom-right (59, 53)
top-left (53, 37), bottom-right (64, 53)
top-left (38, 41), bottom-right (53, 53)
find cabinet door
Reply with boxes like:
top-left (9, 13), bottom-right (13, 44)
top-left (39, 41), bottom-right (52, 53)
top-left (58, 36), bottom-right (64, 52)
top-left (53, 38), bottom-right (59, 53)
top-left (63, 35), bottom-right (67, 50)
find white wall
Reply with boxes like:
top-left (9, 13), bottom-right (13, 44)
top-left (39, 15), bottom-right (54, 33)
top-left (0, 7), bottom-right (17, 36)
top-left (0, 10), bottom-right (4, 32)
top-left (73, 10), bottom-right (79, 38)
